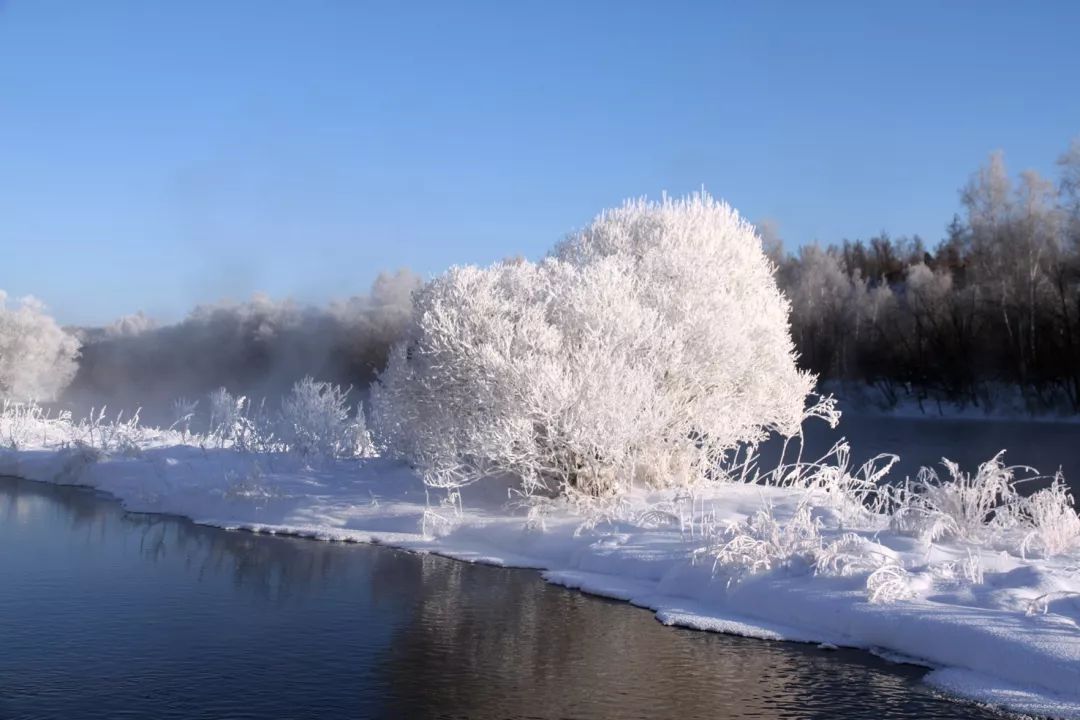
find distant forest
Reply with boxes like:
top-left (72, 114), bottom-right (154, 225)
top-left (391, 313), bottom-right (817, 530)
top-left (769, 138), bottom-right (1080, 414)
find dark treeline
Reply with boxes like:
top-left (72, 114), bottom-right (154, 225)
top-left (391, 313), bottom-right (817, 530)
top-left (772, 139), bottom-right (1080, 414)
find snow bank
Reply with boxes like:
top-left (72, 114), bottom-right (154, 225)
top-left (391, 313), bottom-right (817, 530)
top-left (2, 436), bottom-right (1079, 719)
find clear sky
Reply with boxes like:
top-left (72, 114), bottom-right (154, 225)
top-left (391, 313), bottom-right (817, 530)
top-left (1, 1), bottom-right (1078, 325)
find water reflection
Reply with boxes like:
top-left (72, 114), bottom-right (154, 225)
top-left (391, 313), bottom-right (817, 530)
top-left (371, 553), bottom-right (990, 720)
top-left (0, 478), bottom-right (353, 603)
top-left (0, 476), bottom-right (1003, 720)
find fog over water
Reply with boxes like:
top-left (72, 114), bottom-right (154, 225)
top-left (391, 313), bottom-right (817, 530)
top-left (58, 270), bottom-right (421, 425)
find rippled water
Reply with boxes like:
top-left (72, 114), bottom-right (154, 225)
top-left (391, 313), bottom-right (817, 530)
top-left (0, 475), bottom-right (1009, 720)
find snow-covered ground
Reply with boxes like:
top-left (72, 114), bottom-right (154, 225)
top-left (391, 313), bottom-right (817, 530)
top-left (2, 411), bottom-right (1079, 719)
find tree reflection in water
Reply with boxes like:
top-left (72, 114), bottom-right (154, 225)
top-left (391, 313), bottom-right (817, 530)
top-left (0, 476), bottom-right (356, 602)
top-left (0, 476), bottom-right (1002, 720)
top-left (370, 553), bottom-right (995, 720)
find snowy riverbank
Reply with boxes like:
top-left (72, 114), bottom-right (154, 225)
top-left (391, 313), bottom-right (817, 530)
top-left (2, 436), bottom-right (1079, 719)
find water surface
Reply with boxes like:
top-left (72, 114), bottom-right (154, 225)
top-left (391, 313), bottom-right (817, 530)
top-left (778, 413), bottom-right (1080, 492)
top-left (0, 474), bottom-right (1008, 720)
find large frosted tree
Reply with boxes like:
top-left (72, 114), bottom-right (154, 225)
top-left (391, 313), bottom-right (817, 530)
top-left (0, 291), bottom-right (80, 402)
top-left (372, 193), bottom-right (814, 498)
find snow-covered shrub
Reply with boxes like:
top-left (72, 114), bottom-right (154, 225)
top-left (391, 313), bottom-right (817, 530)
top-left (710, 500), bottom-right (907, 600)
top-left (205, 387), bottom-right (283, 454)
top-left (1, 400), bottom-right (151, 456)
top-left (235, 396), bottom-right (277, 454)
top-left (0, 291), bottom-right (80, 401)
top-left (711, 502), bottom-right (823, 585)
top-left (208, 387), bottom-right (244, 447)
top-left (372, 193), bottom-right (814, 498)
top-left (0, 400), bottom-right (72, 450)
top-left (866, 564), bottom-right (915, 604)
top-left (347, 403), bottom-right (376, 458)
top-left (279, 376), bottom-right (371, 459)
top-left (960, 550), bottom-right (984, 585)
top-left (770, 439), bottom-right (896, 522)
top-left (886, 452), bottom-right (1080, 557)
top-left (889, 452), bottom-right (1023, 543)
top-left (814, 532), bottom-right (892, 578)
top-left (170, 397), bottom-right (199, 439)
top-left (1017, 475), bottom-right (1080, 558)
top-left (73, 407), bottom-right (144, 457)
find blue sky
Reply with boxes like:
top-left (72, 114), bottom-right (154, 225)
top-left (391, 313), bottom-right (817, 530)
top-left (1, 1), bottom-right (1078, 325)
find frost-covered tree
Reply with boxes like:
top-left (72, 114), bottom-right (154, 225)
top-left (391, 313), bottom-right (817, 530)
top-left (769, 139), bottom-right (1080, 412)
top-left (781, 244), bottom-right (860, 377)
top-left (372, 193), bottom-right (814, 497)
top-left (280, 376), bottom-right (373, 459)
top-left (104, 310), bottom-right (157, 338)
top-left (0, 291), bottom-right (80, 401)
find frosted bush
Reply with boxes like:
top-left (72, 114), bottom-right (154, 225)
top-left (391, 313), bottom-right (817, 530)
top-left (889, 452), bottom-right (1023, 543)
top-left (770, 439), bottom-right (896, 522)
top-left (209, 387), bottom-right (237, 442)
top-left (206, 388), bottom-right (281, 454)
top-left (1, 400), bottom-right (72, 450)
top-left (0, 291), bottom-right (80, 401)
top-left (886, 452), bottom-right (1080, 558)
top-left (170, 397), bottom-right (198, 439)
top-left (960, 550), bottom-right (984, 585)
top-left (73, 406), bottom-right (145, 457)
top-left (814, 533), bottom-right (891, 578)
top-left (1, 400), bottom-right (158, 457)
top-left (347, 403), bottom-right (376, 458)
top-left (279, 376), bottom-right (372, 459)
top-left (710, 498), bottom-right (907, 597)
top-left (208, 387), bottom-right (245, 447)
top-left (866, 564), bottom-right (915, 604)
top-left (711, 502), bottom-right (823, 585)
top-left (1017, 475), bottom-right (1080, 558)
top-left (372, 193), bottom-right (814, 498)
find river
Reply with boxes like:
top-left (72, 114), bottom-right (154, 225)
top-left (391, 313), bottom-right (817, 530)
top-left (0, 470), bottom-right (1008, 720)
